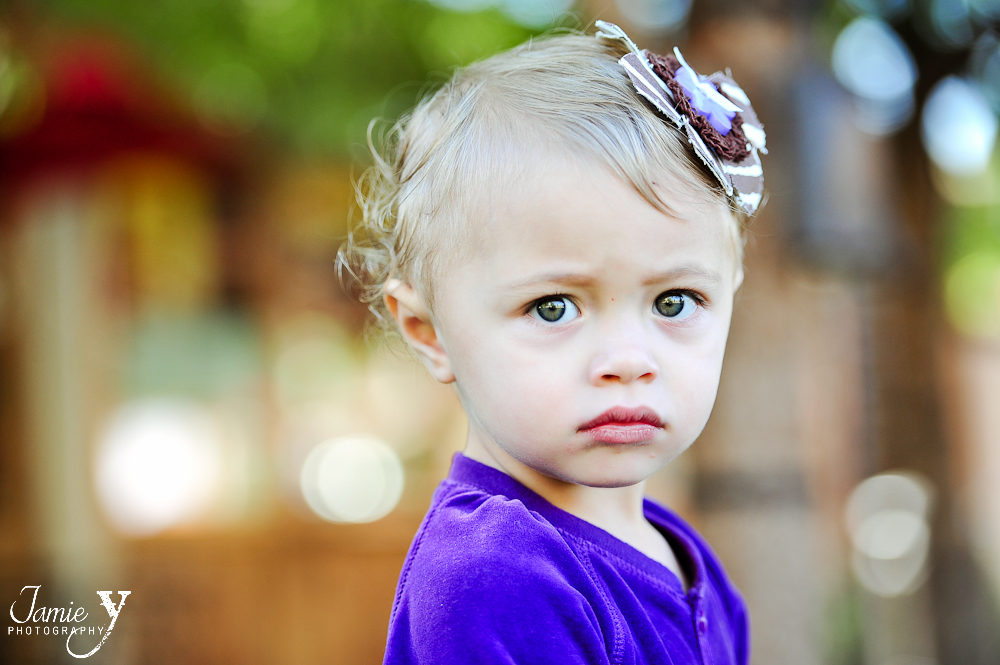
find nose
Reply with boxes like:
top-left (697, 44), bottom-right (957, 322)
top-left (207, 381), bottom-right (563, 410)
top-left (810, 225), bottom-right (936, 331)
top-left (588, 341), bottom-right (659, 385)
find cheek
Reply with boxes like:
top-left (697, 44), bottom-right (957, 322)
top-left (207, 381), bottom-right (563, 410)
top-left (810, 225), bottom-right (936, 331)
top-left (458, 337), bottom-right (575, 429)
top-left (665, 334), bottom-right (728, 429)
top-left (489, 341), bottom-right (573, 405)
top-left (448, 335), bottom-right (566, 396)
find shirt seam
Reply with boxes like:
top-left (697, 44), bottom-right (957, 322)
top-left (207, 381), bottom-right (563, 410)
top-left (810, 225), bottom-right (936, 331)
top-left (434, 480), bottom-right (625, 662)
top-left (431, 476), bottom-right (737, 664)
top-left (564, 529), bottom-right (688, 598)
top-left (387, 498), bottom-right (445, 627)
top-left (578, 543), bottom-right (627, 665)
top-left (448, 477), bottom-right (692, 598)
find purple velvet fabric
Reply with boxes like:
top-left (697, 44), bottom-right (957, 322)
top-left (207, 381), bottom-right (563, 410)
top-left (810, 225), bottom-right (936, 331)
top-left (384, 453), bottom-right (750, 665)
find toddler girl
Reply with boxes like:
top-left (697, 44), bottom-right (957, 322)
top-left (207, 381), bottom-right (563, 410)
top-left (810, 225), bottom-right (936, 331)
top-left (344, 21), bottom-right (766, 665)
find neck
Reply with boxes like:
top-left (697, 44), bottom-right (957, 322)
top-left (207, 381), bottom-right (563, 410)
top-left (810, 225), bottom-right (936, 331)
top-left (463, 429), bottom-right (649, 534)
top-left (464, 426), bottom-right (689, 590)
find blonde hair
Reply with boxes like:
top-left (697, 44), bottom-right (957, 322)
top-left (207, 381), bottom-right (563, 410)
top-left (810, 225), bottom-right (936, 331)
top-left (340, 31), bottom-right (747, 329)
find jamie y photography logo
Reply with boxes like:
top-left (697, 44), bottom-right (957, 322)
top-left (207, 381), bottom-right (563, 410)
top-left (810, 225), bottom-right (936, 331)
top-left (8, 585), bottom-right (130, 658)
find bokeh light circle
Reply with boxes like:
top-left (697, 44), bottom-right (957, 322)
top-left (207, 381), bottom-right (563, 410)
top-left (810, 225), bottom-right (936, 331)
top-left (498, 0), bottom-right (574, 28)
top-left (832, 17), bottom-right (917, 134)
top-left (853, 509), bottom-right (928, 560)
top-left (842, 0), bottom-right (910, 19)
top-left (423, 0), bottom-right (572, 27)
top-left (971, 33), bottom-right (1000, 110)
top-left (300, 435), bottom-right (404, 523)
top-left (845, 472), bottom-right (933, 597)
top-left (95, 399), bottom-right (222, 536)
top-left (930, 0), bottom-right (975, 48)
top-left (832, 18), bottom-right (917, 102)
top-left (922, 76), bottom-right (998, 176)
top-left (615, 0), bottom-right (693, 32)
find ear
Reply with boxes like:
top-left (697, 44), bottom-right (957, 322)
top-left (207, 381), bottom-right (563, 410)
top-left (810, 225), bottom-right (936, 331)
top-left (385, 279), bottom-right (455, 384)
top-left (733, 266), bottom-right (745, 292)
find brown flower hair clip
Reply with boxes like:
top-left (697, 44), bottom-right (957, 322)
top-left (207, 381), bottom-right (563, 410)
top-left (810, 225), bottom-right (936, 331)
top-left (596, 21), bottom-right (767, 214)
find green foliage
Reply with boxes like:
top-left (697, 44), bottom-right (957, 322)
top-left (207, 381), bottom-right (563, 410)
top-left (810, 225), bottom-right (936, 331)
top-left (944, 204), bottom-right (1000, 269)
top-left (35, 0), bottom-right (550, 156)
top-left (822, 583), bottom-right (864, 665)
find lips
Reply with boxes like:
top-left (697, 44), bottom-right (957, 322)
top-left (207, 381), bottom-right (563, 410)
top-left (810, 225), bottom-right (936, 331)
top-left (578, 406), bottom-right (663, 445)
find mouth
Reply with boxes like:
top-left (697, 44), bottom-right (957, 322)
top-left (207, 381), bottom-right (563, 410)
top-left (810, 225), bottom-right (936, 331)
top-left (578, 406), bottom-right (663, 445)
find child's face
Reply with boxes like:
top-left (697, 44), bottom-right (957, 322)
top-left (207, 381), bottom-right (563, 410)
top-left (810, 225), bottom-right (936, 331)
top-left (392, 153), bottom-right (742, 488)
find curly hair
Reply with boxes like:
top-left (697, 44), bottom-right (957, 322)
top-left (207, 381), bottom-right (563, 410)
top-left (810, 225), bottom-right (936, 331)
top-left (338, 32), bottom-right (747, 333)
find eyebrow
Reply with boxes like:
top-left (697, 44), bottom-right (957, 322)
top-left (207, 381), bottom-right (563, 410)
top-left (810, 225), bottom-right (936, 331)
top-left (641, 266), bottom-right (723, 287)
top-left (503, 272), bottom-right (597, 290)
top-left (503, 266), bottom-right (724, 291)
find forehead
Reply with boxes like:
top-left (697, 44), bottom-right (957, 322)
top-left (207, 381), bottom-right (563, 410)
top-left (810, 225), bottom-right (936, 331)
top-left (461, 153), bottom-right (737, 285)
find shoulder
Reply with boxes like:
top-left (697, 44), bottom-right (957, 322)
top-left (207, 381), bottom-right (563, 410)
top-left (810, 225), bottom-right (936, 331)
top-left (405, 479), bottom-right (592, 598)
top-left (385, 480), bottom-right (612, 664)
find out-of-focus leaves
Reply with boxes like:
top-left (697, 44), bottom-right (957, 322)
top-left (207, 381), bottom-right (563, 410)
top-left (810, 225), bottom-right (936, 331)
top-left (418, 10), bottom-right (531, 70)
top-left (942, 201), bottom-right (1000, 337)
top-left (33, 0), bottom-right (556, 155)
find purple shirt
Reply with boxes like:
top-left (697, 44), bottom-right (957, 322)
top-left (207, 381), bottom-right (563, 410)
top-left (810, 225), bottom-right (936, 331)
top-left (384, 454), bottom-right (750, 665)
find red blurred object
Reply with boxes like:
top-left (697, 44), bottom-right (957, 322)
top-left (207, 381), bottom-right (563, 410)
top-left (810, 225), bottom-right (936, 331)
top-left (0, 37), bottom-right (242, 195)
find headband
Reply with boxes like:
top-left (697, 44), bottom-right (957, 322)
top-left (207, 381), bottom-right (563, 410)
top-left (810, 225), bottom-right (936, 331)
top-left (596, 21), bottom-right (767, 215)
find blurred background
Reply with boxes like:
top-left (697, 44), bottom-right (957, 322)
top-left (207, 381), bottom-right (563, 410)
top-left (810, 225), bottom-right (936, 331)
top-left (0, 0), bottom-right (999, 663)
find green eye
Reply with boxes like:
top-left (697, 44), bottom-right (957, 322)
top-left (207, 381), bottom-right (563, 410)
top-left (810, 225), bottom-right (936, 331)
top-left (532, 297), bottom-right (580, 324)
top-left (654, 292), bottom-right (696, 320)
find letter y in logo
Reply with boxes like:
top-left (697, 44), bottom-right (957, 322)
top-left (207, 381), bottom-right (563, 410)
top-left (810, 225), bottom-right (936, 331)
top-left (66, 591), bottom-right (130, 659)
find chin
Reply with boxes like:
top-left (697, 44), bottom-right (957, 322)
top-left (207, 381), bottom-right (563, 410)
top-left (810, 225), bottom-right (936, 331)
top-left (572, 462), bottom-right (659, 488)
top-left (569, 445), bottom-right (681, 488)
top-left (578, 476), bottom-right (648, 489)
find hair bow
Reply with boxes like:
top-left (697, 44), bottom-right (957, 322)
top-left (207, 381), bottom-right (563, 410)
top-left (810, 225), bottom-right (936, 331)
top-left (596, 21), bottom-right (767, 215)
